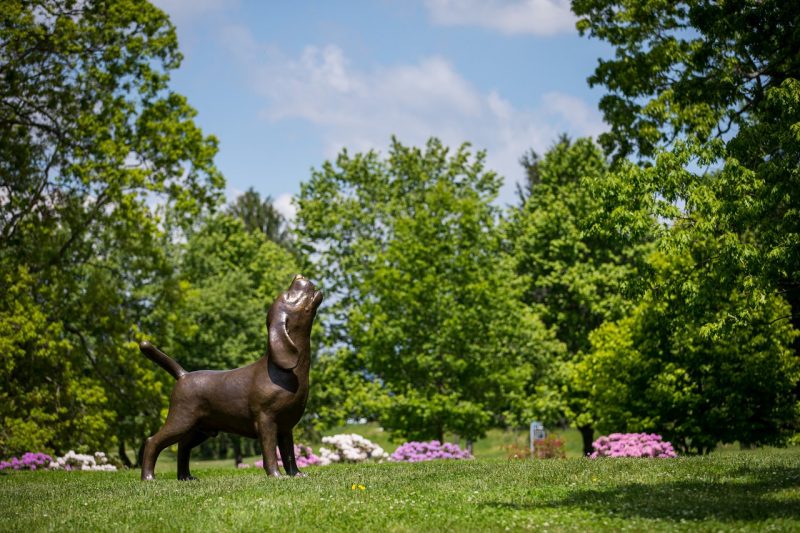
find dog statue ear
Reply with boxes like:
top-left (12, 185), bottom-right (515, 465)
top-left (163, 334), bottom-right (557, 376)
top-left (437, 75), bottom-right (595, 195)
top-left (268, 307), bottom-right (299, 369)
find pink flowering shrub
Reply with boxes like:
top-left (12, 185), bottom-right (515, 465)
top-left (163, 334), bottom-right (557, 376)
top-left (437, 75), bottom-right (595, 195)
top-left (389, 440), bottom-right (472, 462)
top-left (254, 444), bottom-right (321, 469)
top-left (0, 452), bottom-right (53, 471)
top-left (590, 433), bottom-right (677, 458)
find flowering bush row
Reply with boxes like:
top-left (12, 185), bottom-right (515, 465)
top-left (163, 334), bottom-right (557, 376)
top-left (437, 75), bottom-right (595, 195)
top-left (390, 440), bottom-right (472, 462)
top-left (1, 451), bottom-right (117, 471)
top-left (0, 452), bottom-right (53, 471)
top-left (49, 451), bottom-right (118, 471)
top-left (319, 434), bottom-right (389, 465)
top-left (251, 444), bottom-right (322, 469)
top-left (590, 433), bottom-right (677, 458)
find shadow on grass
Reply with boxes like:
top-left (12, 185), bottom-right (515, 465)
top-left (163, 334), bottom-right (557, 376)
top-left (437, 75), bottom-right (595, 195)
top-left (483, 464), bottom-right (800, 523)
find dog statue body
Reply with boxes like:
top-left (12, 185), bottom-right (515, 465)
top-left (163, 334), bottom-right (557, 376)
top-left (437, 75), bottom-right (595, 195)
top-left (139, 274), bottom-right (323, 480)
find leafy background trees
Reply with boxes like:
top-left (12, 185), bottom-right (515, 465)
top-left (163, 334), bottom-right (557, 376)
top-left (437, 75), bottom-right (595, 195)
top-left (507, 136), bottom-right (657, 454)
top-left (294, 139), bottom-right (564, 444)
top-left (1, 0), bottom-right (798, 460)
top-left (567, 0), bottom-right (800, 452)
top-left (1, 0), bottom-right (222, 460)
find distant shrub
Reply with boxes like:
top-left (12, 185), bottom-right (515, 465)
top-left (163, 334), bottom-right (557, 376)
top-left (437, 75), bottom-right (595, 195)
top-left (590, 433), bottom-right (677, 458)
top-left (505, 435), bottom-right (565, 459)
top-left (533, 435), bottom-right (566, 459)
top-left (2, 451), bottom-right (119, 472)
top-left (254, 444), bottom-right (321, 469)
top-left (318, 434), bottom-right (389, 465)
top-left (49, 451), bottom-right (118, 471)
top-left (390, 441), bottom-right (472, 462)
top-left (0, 452), bottom-right (53, 471)
top-left (505, 443), bottom-right (531, 460)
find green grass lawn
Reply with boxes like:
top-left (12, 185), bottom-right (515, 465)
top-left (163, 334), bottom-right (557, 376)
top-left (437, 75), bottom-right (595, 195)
top-left (2, 447), bottom-right (798, 532)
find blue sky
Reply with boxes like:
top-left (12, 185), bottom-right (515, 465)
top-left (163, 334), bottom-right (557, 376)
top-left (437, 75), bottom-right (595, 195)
top-left (152, 0), bottom-right (612, 216)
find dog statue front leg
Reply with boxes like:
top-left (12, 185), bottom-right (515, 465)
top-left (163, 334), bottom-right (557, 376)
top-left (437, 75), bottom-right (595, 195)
top-left (257, 416), bottom-right (281, 477)
top-left (278, 431), bottom-right (306, 477)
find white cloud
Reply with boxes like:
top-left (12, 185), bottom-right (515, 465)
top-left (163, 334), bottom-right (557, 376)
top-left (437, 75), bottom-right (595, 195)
top-left (541, 92), bottom-right (606, 140)
top-left (274, 193), bottom-right (297, 221)
top-left (424, 0), bottom-right (575, 36)
top-left (221, 28), bottom-right (604, 204)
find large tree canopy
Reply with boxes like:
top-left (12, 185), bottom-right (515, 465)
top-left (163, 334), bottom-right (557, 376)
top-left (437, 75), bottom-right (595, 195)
top-left (295, 138), bottom-right (564, 442)
top-left (573, 0), bottom-right (800, 160)
top-left (0, 0), bottom-right (223, 457)
top-left (572, 0), bottom-right (800, 450)
top-left (573, 0), bottom-right (800, 336)
top-left (507, 136), bottom-right (656, 454)
top-left (577, 249), bottom-right (799, 454)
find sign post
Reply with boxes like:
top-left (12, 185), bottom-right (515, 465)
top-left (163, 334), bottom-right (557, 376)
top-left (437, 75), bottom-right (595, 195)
top-left (529, 421), bottom-right (545, 457)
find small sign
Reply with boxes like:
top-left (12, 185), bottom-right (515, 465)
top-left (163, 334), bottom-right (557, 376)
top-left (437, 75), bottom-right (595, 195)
top-left (530, 421), bottom-right (545, 455)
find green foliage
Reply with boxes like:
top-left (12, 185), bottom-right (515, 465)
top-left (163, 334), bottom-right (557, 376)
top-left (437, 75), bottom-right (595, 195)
top-left (296, 138), bottom-right (564, 441)
top-left (572, 0), bottom-right (800, 451)
top-left (579, 271), bottom-right (799, 454)
top-left (228, 187), bottom-right (292, 248)
top-left (171, 214), bottom-right (300, 371)
top-left (508, 136), bottom-right (650, 355)
top-left (507, 136), bottom-right (655, 450)
top-left (572, 139), bottom-right (800, 452)
top-left (573, 0), bottom-right (800, 328)
top-left (0, 0), bottom-right (223, 456)
top-left (573, 0), bottom-right (800, 161)
top-left (301, 349), bottom-right (388, 438)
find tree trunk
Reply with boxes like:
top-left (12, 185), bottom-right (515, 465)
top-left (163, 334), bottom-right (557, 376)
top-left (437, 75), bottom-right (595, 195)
top-left (782, 282), bottom-right (800, 363)
top-left (465, 439), bottom-right (473, 454)
top-left (136, 438), bottom-right (146, 468)
top-left (578, 424), bottom-right (594, 457)
top-left (118, 440), bottom-right (132, 468)
top-left (233, 436), bottom-right (243, 466)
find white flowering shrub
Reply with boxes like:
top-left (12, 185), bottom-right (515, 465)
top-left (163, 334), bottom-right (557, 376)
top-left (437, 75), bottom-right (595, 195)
top-left (48, 451), bottom-right (117, 471)
top-left (318, 434), bottom-right (389, 465)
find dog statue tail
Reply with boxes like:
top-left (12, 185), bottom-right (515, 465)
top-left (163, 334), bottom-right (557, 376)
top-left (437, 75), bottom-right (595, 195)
top-left (139, 341), bottom-right (187, 380)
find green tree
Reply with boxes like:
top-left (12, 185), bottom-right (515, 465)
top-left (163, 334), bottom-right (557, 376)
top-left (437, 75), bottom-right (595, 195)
top-left (172, 214), bottom-right (300, 371)
top-left (577, 249), bottom-right (800, 454)
top-left (295, 138), bottom-right (564, 443)
top-left (573, 141), bottom-right (800, 451)
top-left (0, 0), bottom-right (222, 458)
top-left (572, 0), bottom-right (800, 447)
top-left (228, 187), bottom-right (291, 248)
top-left (573, 0), bottom-right (800, 346)
top-left (507, 136), bottom-right (655, 454)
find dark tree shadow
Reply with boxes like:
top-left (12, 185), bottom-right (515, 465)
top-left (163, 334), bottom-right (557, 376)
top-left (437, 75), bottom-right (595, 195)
top-left (482, 464), bottom-right (800, 523)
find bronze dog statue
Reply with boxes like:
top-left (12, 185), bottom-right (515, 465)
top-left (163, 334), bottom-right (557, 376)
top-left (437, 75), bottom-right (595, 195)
top-left (139, 274), bottom-right (323, 480)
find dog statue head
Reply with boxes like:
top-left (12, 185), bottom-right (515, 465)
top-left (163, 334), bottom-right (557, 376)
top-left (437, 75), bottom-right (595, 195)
top-left (267, 274), bottom-right (323, 369)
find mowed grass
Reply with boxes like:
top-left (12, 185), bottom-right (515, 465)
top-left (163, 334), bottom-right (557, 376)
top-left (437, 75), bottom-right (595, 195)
top-left (2, 448), bottom-right (799, 532)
